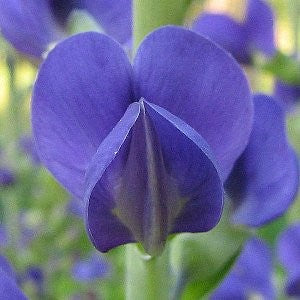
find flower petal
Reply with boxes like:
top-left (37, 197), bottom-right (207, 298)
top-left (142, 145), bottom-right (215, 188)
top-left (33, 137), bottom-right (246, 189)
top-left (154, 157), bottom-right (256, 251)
top-left (274, 80), bottom-right (300, 111)
top-left (277, 223), bottom-right (300, 297)
top-left (0, 168), bottom-right (16, 186)
top-left (67, 196), bottom-right (84, 218)
top-left (0, 226), bottom-right (8, 247)
top-left (49, 0), bottom-right (84, 26)
top-left (32, 32), bottom-right (133, 198)
top-left (244, 0), bottom-right (276, 56)
top-left (0, 256), bottom-right (27, 300)
top-left (0, 256), bottom-right (15, 280)
top-left (286, 272), bottom-right (300, 297)
top-left (227, 94), bottom-right (299, 226)
top-left (84, 0), bottom-right (132, 44)
top-left (134, 26), bottom-right (253, 180)
top-left (278, 223), bottom-right (300, 273)
top-left (193, 13), bottom-right (251, 64)
top-left (85, 102), bottom-right (141, 253)
top-left (0, 0), bottom-right (63, 58)
top-left (211, 238), bottom-right (274, 300)
top-left (72, 253), bottom-right (110, 282)
top-left (145, 102), bottom-right (223, 236)
top-left (25, 266), bottom-right (44, 286)
top-left (85, 100), bottom-right (223, 254)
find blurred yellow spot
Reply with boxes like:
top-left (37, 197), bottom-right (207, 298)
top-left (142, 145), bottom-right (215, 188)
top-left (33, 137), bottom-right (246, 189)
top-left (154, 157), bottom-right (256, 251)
top-left (203, 0), bottom-right (246, 21)
top-left (276, 20), bottom-right (294, 54)
top-left (15, 61), bottom-right (37, 90)
top-left (244, 64), bottom-right (274, 94)
top-left (185, 1), bottom-right (204, 25)
top-left (249, 292), bottom-right (264, 300)
top-left (0, 61), bottom-right (9, 112)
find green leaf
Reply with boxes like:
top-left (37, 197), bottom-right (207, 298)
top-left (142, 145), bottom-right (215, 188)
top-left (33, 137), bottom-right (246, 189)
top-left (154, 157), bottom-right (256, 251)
top-left (258, 214), bottom-right (287, 246)
top-left (262, 51), bottom-right (300, 85)
top-left (181, 249), bottom-right (241, 300)
top-left (170, 206), bottom-right (249, 299)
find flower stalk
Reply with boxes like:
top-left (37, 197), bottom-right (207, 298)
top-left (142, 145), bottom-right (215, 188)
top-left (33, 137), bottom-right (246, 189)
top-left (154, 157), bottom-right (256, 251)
top-left (132, 0), bottom-right (192, 52)
top-left (125, 244), bottom-right (170, 300)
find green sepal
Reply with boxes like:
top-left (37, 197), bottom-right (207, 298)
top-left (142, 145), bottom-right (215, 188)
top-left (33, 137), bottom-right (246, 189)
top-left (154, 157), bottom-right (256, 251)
top-left (170, 206), bottom-right (250, 299)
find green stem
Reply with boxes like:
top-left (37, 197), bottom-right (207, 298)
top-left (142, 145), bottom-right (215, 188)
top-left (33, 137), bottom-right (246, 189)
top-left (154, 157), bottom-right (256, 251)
top-left (6, 53), bottom-right (22, 139)
top-left (288, 0), bottom-right (300, 59)
top-left (2, 53), bottom-right (26, 268)
top-left (125, 244), bottom-right (170, 299)
top-left (171, 271), bottom-right (188, 300)
top-left (293, 3), bottom-right (300, 59)
top-left (1, 190), bottom-right (21, 267)
top-left (133, 0), bottom-right (193, 52)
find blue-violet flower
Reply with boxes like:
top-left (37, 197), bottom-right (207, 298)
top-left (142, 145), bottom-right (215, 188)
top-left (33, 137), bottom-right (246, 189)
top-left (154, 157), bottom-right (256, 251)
top-left (0, 0), bottom-right (131, 58)
top-left (0, 255), bottom-right (27, 300)
top-left (226, 94), bottom-right (299, 226)
top-left (193, 0), bottom-right (275, 64)
top-left (277, 222), bottom-right (300, 297)
top-left (211, 238), bottom-right (275, 300)
top-left (32, 26), bottom-right (253, 254)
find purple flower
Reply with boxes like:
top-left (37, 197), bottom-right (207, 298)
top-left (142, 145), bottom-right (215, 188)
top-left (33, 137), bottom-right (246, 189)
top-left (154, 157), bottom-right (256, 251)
top-left (193, 0), bottom-right (275, 64)
top-left (0, 0), bottom-right (132, 58)
top-left (277, 222), bottom-right (300, 297)
top-left (226, 94), bottom-right (299, 226)
top-left (67, 196), bottom-right (85, 218)
top-left (0, 0), bottom-right (63, 58)
top-left (84, 0), bottom-right (132, 45)
top-left (19, 135), bottom-right (41, 165)
top-left (0, 214), bottom-right (37, 248)
top-left (72, 253), bottom-right (110, 282)
top-left (0, 255), bottom-right (27, 300)
top-left (0, 225), bottom-right (8, 247)
top-left (274, 80), bottom-right (300, 111)
top-left (0, 168), bottom-right (16, 186)
top-left (20, 266), bottom-right (44, 296)
top-left (32, 26), bottom-right (253, 254)
top-left (25, 266), bottom-right (44, 285)
top-left (48, 0), bottom-right (84, 27)
top-left (0, 255), bottom-right (15, 280)
top-left (210, 238), bottom-right (275, 300)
